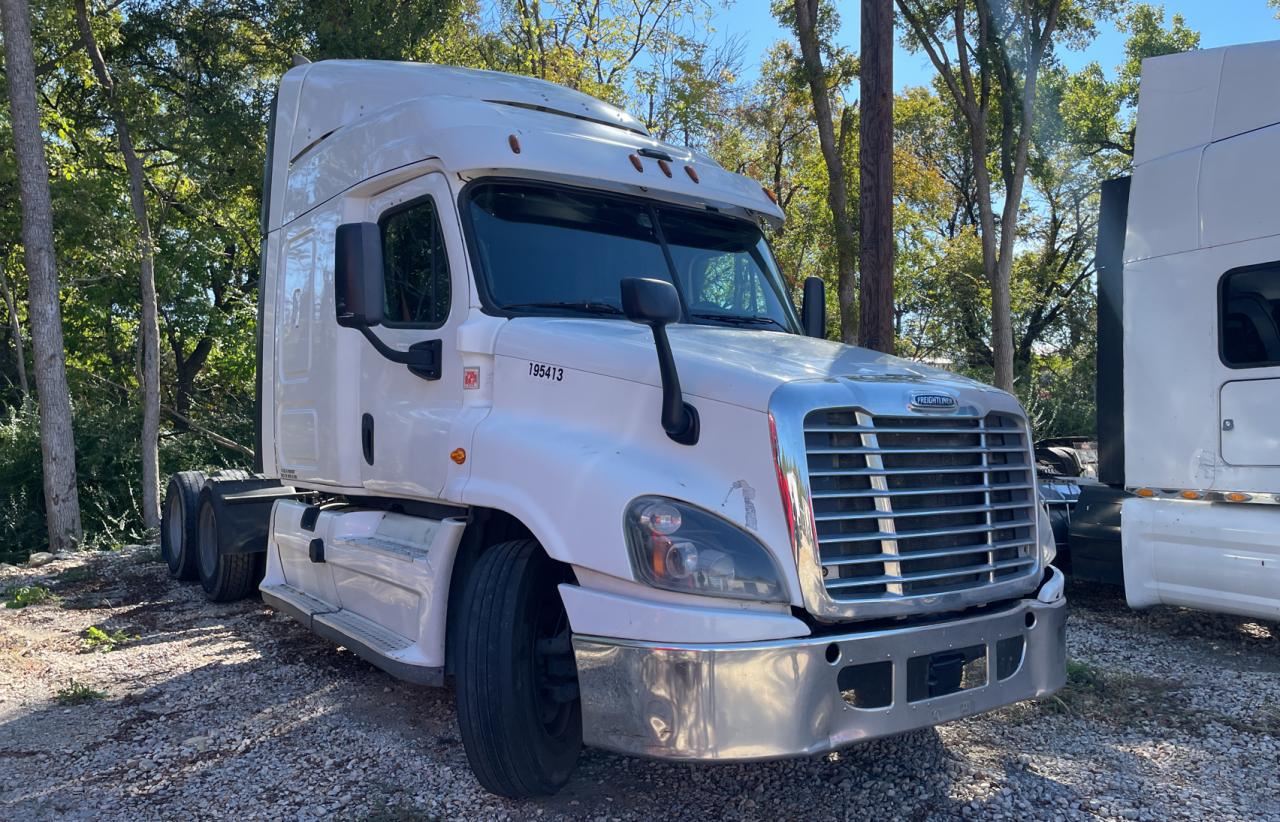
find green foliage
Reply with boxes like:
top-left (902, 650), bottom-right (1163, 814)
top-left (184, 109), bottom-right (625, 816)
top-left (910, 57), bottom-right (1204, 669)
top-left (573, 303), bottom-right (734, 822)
top-left (54, 678), bottom-right (107, 705)
top-left (0, 395), bottom-right (242, 562)
top-left (3, 585), bottom-right (59, 609)
top-left (82, 625), bottom-right (138, 652)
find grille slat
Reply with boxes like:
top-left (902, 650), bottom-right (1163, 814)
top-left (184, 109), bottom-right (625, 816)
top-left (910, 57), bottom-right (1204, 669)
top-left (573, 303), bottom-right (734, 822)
top-left (805, 445), bottom-right (1026, 456)
top-left (813, 500), bottom-right (1031, 522)
top-left (811, 482), bottom-right (1034, 499)
top-left (820, 538), bottom-right (1036, 567)
top-left (824, 556), bottom-right (1036, 590)
top-left (804, 409), bottom-right (1038, 602)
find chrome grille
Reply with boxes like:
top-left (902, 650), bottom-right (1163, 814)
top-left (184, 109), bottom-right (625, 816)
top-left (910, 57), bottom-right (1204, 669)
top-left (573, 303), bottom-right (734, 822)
top-left (803, 410), bottom-right (1038, 602)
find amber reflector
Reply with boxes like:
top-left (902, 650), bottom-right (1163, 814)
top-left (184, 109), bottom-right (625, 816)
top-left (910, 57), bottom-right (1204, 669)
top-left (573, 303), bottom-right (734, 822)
top-left (450, 448), bottom-right (466, 465)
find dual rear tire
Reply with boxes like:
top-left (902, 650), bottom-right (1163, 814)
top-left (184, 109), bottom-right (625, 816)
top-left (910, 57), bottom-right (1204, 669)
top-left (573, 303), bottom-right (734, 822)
top-left (161, 469), bottom-right (260, 602)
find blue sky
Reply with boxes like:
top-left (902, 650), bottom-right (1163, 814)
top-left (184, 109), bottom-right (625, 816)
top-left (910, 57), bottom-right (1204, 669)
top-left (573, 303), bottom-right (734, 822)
top-left (708, 0), bottom-right (1280, 89)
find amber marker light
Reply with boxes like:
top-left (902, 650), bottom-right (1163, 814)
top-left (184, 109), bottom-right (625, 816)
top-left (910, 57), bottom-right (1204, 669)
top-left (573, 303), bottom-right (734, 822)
top-left (657, 159), bottom-right (673, 177)
top-left (508, 134), bottom-right (521, 154)
top-left (1179, 490), bottom-right (1203, 500)
top-left (1224, 492), bottom-right (1252, 502)
top-left (450, 448), bottom-right (467, 465)
top-left (684, 164), bottom-right (700, 183)
top-left (629, 153), bottom-right (644, 172)
top-left (762, 186), bottom-right (778, 204)
top-left (1135, 488), bottom-right (1156, 498)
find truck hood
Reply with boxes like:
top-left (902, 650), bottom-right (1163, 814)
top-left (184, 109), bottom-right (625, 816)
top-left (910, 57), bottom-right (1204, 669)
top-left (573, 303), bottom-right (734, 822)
top-left (494, 317), bottom-right (1001, 411)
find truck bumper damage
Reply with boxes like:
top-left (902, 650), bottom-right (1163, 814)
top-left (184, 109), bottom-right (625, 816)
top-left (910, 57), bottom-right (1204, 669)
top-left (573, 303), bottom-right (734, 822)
top-left (572, 569), bottom-right (1066, 761)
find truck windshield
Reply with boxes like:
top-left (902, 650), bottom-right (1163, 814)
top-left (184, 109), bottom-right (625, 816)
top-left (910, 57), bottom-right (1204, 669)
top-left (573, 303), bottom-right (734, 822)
top-left (465, 181), bottom-right (800, 332)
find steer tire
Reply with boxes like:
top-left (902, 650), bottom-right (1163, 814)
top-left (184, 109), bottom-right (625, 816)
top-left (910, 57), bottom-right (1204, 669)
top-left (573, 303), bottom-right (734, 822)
top-left (196, 490), bottom-right (259, 603)
top-left (161, 471), bottom-right (207, 581)
top-left (456, 539), bottom-right (582, 798)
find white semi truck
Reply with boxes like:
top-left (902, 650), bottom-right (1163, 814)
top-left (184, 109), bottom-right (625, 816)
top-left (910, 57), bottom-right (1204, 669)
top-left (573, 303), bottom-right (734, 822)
top-left (1068, 41), bottom-right (1280, 623)
top-left (160, 60), bottom-right (1066, 797)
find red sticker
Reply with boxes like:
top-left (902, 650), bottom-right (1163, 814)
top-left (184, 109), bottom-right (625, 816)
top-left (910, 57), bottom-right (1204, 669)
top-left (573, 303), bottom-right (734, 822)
top-left (463, 367), bottom-right (480, 390)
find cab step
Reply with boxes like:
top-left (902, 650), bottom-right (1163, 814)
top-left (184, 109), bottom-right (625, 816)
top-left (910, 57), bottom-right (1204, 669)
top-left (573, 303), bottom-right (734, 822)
top-left (313, 608), bottom-right (443, 686)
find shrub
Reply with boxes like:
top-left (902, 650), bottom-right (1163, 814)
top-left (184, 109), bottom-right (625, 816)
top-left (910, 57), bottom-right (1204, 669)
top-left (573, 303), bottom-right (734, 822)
top-left (0, 395), bottom-right (250, 563)
top-left (54, 678), bottom-right (106, 705)
top-left (82, 625), bottom-right (138, 652)
top-left (3, 585), bottom-right (59, 609)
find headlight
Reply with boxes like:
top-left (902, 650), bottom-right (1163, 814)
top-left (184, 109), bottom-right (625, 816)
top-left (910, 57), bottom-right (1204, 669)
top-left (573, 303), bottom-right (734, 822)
top-left (1037, 503), bottom-right (1057, 566)
top-left (624, 496), bottom-right (788, 603)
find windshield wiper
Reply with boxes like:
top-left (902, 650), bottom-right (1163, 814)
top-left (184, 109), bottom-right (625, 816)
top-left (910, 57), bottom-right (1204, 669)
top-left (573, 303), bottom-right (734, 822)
top-left (691, 312), bottom-right (787, 330)
top-left (503, 301), bottom-right (625, 316)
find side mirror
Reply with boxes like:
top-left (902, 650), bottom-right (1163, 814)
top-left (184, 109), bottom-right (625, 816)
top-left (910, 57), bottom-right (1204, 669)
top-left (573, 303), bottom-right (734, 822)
top-left (335, 222), bottom-right (385, 327)
top-left (801, 276), bottom-right (827, 339)
top-left (620, 278), bottom-right (699, 446)
top-left (621, 277), bottom-right (682, 326)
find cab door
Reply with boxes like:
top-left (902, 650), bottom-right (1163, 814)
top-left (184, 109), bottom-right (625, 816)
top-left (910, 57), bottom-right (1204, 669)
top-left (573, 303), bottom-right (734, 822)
top-left (356, 172), bottom-right (469, 500)
top-left (1218, 261), bottom-right (1280, 466)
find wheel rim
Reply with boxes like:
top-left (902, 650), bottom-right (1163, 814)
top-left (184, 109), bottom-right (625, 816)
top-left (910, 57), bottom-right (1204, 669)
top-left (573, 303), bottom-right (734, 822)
top-left (531, 589), bottom-right (577, 738)
top-left (165, 493), bottom-right (183, 562)
top-left (198, 504), bottom-right (218, 580)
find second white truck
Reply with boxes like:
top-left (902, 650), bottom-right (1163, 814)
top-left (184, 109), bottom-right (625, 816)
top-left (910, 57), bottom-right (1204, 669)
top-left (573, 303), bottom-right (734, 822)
top-left (160, 60), bottom-right (1067, 797)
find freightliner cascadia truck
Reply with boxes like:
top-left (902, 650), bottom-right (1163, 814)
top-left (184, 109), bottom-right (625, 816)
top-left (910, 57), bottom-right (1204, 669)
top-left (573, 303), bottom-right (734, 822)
top-left (159, 60), bottom-right (1067, 798)
top-left (1067, 41), bottom-right (1280, 622)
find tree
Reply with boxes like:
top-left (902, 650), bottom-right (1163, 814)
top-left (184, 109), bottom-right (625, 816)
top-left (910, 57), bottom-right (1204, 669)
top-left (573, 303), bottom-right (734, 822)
top-left (1059, 4), bottom-right (1199, 161)
top-left (74, 0), bottom-right (163, 529)
top-left (0, 0), bottom-right (84, 550)
top-left (788, 0), bottom-right (859, 343)
top-left (0, 257), bottom-right (28, 399)
top-left (859, 0), bottom-right (894, 353)
top-left (897, 0), bottom-right (1066, 390)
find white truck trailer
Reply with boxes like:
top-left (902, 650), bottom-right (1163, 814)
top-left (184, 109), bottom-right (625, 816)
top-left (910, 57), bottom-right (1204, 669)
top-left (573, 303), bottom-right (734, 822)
top-left (160, 60), bottom-right (1066, 797)
top-left (1069, 41), bottom-right (1280, 623)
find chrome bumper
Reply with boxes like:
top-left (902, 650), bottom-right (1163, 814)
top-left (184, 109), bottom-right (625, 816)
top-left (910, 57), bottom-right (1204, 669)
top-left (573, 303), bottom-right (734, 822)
top-left (572, 574), bottom-right (1066, 761)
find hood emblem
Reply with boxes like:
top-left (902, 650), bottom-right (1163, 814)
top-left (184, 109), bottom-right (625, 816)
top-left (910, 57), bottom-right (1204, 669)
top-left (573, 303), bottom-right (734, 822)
top-left (909, 392), bottom-right (958, 411)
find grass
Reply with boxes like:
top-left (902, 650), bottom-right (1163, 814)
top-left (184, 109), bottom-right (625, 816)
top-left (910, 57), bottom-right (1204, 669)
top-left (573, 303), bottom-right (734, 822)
top-left (81, 625), bottom-right (138, 652)
top-left (3, 585), bottom-right (60, 609)
top-left (54, 678), bottom-right (106, 706)
top-left (1039, 659), bottom-right (1178, 721)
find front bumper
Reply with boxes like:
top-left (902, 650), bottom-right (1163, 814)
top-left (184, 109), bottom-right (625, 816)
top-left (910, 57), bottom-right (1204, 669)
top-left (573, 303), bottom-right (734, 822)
top-left (572, 574), bottom-right (1066, 761)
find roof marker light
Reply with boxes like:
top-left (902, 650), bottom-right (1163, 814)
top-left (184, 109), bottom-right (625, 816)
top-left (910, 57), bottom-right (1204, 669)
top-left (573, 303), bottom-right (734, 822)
top-left (658, 159), bottom-right (673, 178)
top-left (629, 153), bottom-right (644, 172)
top-left (684, 165), bottom-right (700, 183)
top-left (508, 134), bottom-right (521, 154)
top-left (762, 186), bottom-right (778, 204)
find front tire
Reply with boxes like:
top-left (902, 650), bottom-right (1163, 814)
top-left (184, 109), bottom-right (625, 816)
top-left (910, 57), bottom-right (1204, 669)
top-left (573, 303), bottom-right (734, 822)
top-left (456, 539), bottom-right (582, 798)
top-left (161, 471), bottom-right (207, 581)
top-left (196, 490), bottom-right (260, 602)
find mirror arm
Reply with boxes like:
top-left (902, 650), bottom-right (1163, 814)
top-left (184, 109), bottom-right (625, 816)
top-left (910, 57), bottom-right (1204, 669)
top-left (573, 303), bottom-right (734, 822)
top-left (648, 324), bottom-right (699, 446)
top-left (354, 325), bottom-right (442, 381)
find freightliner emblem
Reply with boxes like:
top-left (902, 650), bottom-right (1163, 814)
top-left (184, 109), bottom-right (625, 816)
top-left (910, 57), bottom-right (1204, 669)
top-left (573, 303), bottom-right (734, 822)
top-left (910, 392), bottom-right (958, 411)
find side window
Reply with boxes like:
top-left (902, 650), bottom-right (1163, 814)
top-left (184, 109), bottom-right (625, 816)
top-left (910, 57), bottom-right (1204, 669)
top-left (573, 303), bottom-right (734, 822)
top-left (1220, 262), bottom-right (1280, 368)
top-left (380, 197), bottom-right (451, 327)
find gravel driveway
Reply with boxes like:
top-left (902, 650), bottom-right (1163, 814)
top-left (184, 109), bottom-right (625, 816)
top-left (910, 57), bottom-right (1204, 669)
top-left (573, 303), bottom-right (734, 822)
top-left (1, 546), bottom-right (1277, 821)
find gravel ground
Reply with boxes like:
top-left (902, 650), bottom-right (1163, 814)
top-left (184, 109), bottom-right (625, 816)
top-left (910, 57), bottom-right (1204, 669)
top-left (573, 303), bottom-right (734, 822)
top-left (1, 546), bottom-right (1277, 822)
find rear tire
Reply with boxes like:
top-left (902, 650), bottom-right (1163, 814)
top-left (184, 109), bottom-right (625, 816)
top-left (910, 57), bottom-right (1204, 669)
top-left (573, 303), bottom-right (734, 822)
top-left (161, 471), bottom-right (207, 581)
top-left (196, 490), bottom-right (260, 602)
top-left (456, 539), bottom-right (582, 798)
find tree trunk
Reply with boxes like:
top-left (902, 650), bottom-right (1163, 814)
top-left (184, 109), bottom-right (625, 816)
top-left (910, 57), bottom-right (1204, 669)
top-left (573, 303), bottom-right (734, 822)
top-left (858, 0), bottom-right (894, 354)
top-left (75, 0), bottom-right (162, 529)
top-left (793, 0), bottom-right (858, 344)
top-left (0, 260), bottom-right (29, 399)
top-left (0, 0), bottom-right (84, 551)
